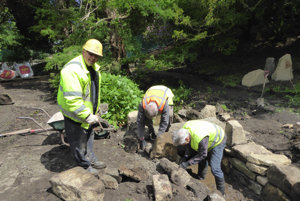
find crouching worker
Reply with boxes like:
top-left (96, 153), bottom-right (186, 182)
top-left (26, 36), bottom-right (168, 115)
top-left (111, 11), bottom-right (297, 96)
top-left (172, 120), bottom-right (227, 196)
top-left (57, 39), bottom-right (106, 175)
top-left (137, 85), bottom-right (174, 150)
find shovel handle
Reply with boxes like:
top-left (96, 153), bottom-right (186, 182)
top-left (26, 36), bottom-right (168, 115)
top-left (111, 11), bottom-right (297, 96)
top-left (0, 128), bottom-right (32, 136)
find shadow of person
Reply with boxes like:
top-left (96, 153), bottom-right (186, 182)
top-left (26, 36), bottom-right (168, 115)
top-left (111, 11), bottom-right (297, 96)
top-left (40, 145), bottom-right (76, 173)
top-left (42, 131), bottom-right (68, 145)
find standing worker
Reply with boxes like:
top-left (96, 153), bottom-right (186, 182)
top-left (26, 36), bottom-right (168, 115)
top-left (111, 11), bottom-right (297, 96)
top-left (57, 39), bottom-right (106, 175)
top-left (172, 120), bottom-right (227, 196)
top-left (137, 85), bottom-right (174, 150)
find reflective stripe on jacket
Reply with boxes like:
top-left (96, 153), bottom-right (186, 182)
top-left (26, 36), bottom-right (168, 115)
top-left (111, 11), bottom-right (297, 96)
top-left (142, 85), bottom-right (174, 113)
top-left (57, 55), bottom-right (101, 129)
top-left (183, 120), bottom-right (224, 152)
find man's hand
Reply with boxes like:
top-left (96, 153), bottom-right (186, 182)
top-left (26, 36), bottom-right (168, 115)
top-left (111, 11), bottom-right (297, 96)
top-left (179, 162), bottom-right (189, 169)
top-left (85, 114), bottom-right (99, 125)
top-left (179, 156), bottom-right (188, 163)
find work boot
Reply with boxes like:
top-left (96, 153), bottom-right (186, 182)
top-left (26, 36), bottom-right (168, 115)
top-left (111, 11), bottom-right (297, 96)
top-left (215, 177), bottom-right (225, 196)
top-left (86, 166), bottom-right (99, 175)
top-left (91, 161), bottom-right (107, 169)
top-left (198, 166), bottom-right (208, 180)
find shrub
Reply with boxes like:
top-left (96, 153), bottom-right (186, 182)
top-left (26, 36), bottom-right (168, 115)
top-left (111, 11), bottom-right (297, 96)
top-left (172, 80), bottom-right (193, 112)
top-left (100, 73), bottom-right (144, 129)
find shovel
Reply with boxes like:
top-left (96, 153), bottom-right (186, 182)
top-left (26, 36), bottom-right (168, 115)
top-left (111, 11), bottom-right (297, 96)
top-left (257, 71), bottom-right (269, 107)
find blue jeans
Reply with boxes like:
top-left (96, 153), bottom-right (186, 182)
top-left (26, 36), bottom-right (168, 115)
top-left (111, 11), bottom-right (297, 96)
top-left (208, 142), bottom-right (226, 178)
top-left (64, 116), bottom-right (97, 169)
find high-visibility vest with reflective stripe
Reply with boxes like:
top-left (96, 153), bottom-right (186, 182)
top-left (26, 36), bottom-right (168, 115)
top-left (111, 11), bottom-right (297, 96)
top-left (57, 55), bottom-right (101, 129)
top-left (142, 85), bottom-right (174, 113)
top-left (183, 120), bottom-right (225, 152)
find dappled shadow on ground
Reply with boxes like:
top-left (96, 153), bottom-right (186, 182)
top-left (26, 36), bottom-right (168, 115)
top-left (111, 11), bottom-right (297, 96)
top-left (40, 145), bottom-right (76, 173)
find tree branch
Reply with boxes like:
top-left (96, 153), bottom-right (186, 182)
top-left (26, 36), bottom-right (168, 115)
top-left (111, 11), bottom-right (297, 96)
top-left (95, 14), bottom-right (129, 25)
top-left (80, 5), bottom-right (100, 22)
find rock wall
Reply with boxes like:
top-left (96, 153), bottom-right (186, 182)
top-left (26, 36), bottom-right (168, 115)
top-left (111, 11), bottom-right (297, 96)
top-left (222, 130), bottom-right (300, 201)
top-left (127, 105), bottom-right (300, 201)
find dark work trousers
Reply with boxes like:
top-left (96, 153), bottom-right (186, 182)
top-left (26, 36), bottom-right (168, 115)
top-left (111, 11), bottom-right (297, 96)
top-left (64, 116), bottom-right (97, 169)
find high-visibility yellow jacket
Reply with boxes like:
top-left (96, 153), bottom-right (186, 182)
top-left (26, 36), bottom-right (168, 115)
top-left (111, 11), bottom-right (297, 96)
top-left (183, 120), bottom-right (225, 152)
top-left (57, 55), bottom-right (101, 129)
top-left (142, 85), bottom-right (174, 113)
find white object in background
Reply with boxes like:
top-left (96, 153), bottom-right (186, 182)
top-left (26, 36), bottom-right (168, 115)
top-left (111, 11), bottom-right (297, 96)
top-left (0, 69), bottom-right (17, 80)
top-left (13, 62), bottom-right (34, 78)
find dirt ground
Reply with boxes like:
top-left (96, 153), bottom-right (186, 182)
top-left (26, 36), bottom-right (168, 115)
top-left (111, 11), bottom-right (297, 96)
top-left (1, 34), bottom-right (300, 201)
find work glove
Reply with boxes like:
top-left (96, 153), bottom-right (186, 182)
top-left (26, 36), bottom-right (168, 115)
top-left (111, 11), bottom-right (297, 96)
top-left (140, 139), bottom-right (147, 150)
top-left (179, 156), bottom-right (188, 164)
top-left (85, 114), bottom-right (99, 125)
top-left (179, 162), bottom-right (189, 169)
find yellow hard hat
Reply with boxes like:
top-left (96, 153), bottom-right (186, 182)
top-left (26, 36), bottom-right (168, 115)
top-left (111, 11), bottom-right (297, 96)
top-left (83, 39), bottom-right (103, 56)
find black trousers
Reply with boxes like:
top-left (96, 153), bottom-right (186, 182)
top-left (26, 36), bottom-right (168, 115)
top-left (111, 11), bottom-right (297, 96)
top-left (64, 116), bottom-right (97, 169)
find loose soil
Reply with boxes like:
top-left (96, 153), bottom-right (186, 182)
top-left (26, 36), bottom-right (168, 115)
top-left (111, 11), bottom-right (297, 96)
top-left (1, 34), bottom-right (300, 201)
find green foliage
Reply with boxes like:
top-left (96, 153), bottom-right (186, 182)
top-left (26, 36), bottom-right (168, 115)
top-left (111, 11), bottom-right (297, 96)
top-left (0, 48), bottom-right (31, 63)
top-left (221, 104), bottom-right (227, 111)
top-left (216, 74), bottom-right (242, 87)
top-left (100, 73), bottom-right (144, 128)
top-left (143, 15), bottom-right (173, 46)
top-left (285, 94), bottom-right (300, 106)
top-left (0, 8), bottom-right (23, 49)
top-left (172, 80), bottom-right (193, 111)
top-left (44, 45), bottom-right (82, 73)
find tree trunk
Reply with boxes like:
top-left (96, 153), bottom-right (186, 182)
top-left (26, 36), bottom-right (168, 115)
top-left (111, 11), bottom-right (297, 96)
top-left (105, 8), bottom-right (127, 61)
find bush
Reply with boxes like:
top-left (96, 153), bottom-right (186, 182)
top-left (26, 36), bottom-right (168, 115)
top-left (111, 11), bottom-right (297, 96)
top-left (100, 73), bottom-right (144, 128)
top-left (0, 48), bottom-right (31, 63)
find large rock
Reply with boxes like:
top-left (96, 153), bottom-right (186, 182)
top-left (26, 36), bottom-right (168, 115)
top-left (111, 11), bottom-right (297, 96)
top-left (264, 57), bottom-right (276, 77)
top-left (127, 111), bottom-right (138, 131)
top-left (256, 176), bottom-right (268, 186)
top-left (98, 173), bottom-right (118, 189)
top-left (150, 132), bottom-right (177, 161)
top-left (106, 168), bottom-right (122, 184)
top-left (0, 93), bottom-right (14, 105)
top-left (228, 158), bottom-right (256, 180)
top-left (153, 174), bottom-right (173, 201)
top-left (202, 117), bottom-right (226, 131)
top-left (261, 183), bottom-right (291, 201)
top-left (232, 142), bottom-right (272, 163)
top-left (231, 168), bottom-right (262, 195)
top-left (225, 120), bottom-right (247, 147)
top-left (242, 69), bottom-right (269, 87)
top-left (49, 167), bottom-right (105, 201)
top-left (118, 165), bottom-right (141, 182)
top-left (187, 178), bottom-right (211, 200)
top-left (170, 168), bottom-right (191, 187)
top-left (199, 105), bottom-right (216, 119)
top-left (159, 158), bottom-right (180, 177)
top-left (267, 164), bottom-right (300, 200)
top-left (186, 108), bottom-right (201, 120)
top-left (247, 153), bottom-right (291, 167)
top-left (271, 54), bottom-right (293, 81)
top-left (246, 162), bottom-right (268, 176)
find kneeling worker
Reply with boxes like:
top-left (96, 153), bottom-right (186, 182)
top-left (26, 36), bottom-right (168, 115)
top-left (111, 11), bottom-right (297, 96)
top-left (137, 85), bottom-right (174, 150)
top-left (57, 39), bottom-right (106, 175)
top-left (172, 120), bottom-right (227, 196)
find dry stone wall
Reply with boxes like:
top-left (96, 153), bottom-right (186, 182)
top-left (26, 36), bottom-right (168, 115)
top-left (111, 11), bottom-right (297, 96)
top-left (127, 105), bottom-right (300, 200)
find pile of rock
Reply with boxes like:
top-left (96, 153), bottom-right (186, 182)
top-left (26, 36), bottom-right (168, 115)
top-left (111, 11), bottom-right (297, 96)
top-left (125, 103), bottom-right (300, 201)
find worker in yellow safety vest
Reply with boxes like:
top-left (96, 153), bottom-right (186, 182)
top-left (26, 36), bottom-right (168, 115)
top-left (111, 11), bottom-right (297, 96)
top-left (172, 120), bottom-right (227, 196)
top-left (137, 85), bottom-right (174, 150)
top-left (57, 39), bottom-right (106, 175)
